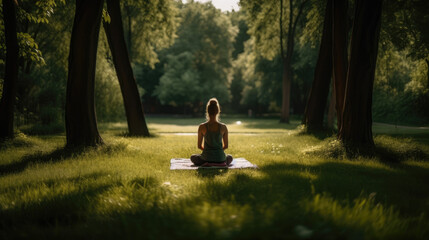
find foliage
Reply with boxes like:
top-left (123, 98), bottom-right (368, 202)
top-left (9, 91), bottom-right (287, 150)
top-left (0, 0), bottom-right (65, 66)
top-left (237, 39), bottom-right (316, 115)
top-left (154, 52), bottom-right (202, 107)
top-left (1, 118), bottom-right (429, 238)
top-left (119, 0), bottom-right (177, 67)
top-left (154, 1), bottom-right (237, 111)
top-left (299, 0), bottom-right (325, 48)
top-left (373, 42), bottom-right (429, 125)
top-left (240, 0), bottom-right (308, 60)
top-left (1, 0), bottom-right (428, 129)
top-left (94, 29), bottom-right (126, 123)
top-left (227, 9), bottom-right (250, 59)
top-left (382, 0), bottom-right (429, 61)
top-left (11, 1), bottom-right (73, 127)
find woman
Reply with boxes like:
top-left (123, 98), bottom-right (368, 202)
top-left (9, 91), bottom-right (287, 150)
top-left (190, 98), bottom-right (233, 166)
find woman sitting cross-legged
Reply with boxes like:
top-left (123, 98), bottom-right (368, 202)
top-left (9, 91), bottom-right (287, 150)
top-left (190, 98), bottom-right (233, 166)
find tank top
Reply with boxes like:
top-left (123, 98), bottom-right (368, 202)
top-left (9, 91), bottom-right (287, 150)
top-left (201, 123), bottom-right (226, 162)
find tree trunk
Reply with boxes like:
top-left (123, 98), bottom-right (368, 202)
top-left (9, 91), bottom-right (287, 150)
top-left (327, 82), bottom-right (336, 129)
top-left (279, 0), bottom-right (307, 123)
top-left (303, 0), bottom-right (333, 131)
top-left (280, 59), bottom-right (292, 123)
top-left (338, 0), bottom-right (383, 148)
top-left (103, 0), bottom-right (150, 136)
top-left (0, 0), bottom-right (19, 139)
top-left (332, 0), bottom-right (348, 132)
top-left (65, 0), bottom-right (104, 147)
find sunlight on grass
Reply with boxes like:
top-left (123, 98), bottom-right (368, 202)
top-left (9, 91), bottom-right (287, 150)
top-left (303, 193), bottom-right (426, 239)
top-left (1, 118), bottom-right (429, 238)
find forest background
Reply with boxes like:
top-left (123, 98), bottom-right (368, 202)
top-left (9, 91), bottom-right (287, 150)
top-left (0, 0), bottom-right (428, 136)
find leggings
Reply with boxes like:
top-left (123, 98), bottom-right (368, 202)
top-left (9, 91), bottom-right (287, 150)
top-left (190, 154), bottom-right (233, 166)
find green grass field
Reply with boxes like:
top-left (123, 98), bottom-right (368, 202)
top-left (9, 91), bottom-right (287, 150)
top-left (1, 117), bottom-right (429, 239)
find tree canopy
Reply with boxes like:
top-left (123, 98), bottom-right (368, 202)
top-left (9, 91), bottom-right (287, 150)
top-left (154, 1), bottom-right (237, 111)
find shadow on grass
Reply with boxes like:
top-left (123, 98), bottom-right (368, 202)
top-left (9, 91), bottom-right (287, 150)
top-left (375, 144), bottom-right (429, 164)
top-left (0, 176), bottom-right (114, 229)
top-left (296, 127), bottom-right (336, 140)
top-left (193, 161), bottom-right (429, 239)
top-left (0, 143), bottom-right (128, 177)
top-left (0, 174), bottom-right (160, 236)
top-left (2, 161), bottom-right (428, 239)
top-left (304, 135), bottom-right (429, 164)
top-left (0, 171), bottom-right (108, 195)
top-left (376, 132), bottom-right (429, 145)
top-left (0, 147), bottom-right (79, 176)
top-left (197, 168), bottom-right (229, 178)
top-left (0, 136), bottom-right (36, 150)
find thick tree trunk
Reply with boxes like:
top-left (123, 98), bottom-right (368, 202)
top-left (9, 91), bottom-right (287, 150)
top-left (0, 0), bottom-right (19, 139)
top-left (332, 0), bottom-right (348, 132)
top-left (280, 59), bottom-right (292, 123)
top-left (338, 0), bottom-right (382, 148)
top-left (104, 0), bottom-right (150, 136)
top-left (303, 0), bottom-right (333, 131)
top-left (327, 82), bottom-right (336, 129)
top-left (65, 0), bottom-right (104, 147)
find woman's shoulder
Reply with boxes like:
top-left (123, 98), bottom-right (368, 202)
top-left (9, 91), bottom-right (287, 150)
top-left (218, 122), bottom-right (228, 130)
top-left (198, 122), bottom-right (208, 129)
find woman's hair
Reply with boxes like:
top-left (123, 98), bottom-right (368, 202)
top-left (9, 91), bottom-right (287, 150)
top-left (206, 98), bottom-right (220, 121)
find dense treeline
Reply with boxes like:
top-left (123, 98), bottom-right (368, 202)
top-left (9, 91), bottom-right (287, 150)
top-left (0, 0), bottom-right (428, 139)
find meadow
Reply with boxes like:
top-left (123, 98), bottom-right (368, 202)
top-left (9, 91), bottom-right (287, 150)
top-left (1, 117), bottom-right (429, 239)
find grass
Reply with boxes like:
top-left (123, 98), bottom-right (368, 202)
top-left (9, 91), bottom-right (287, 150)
top-left (1, 117), bottom-right (429, 239)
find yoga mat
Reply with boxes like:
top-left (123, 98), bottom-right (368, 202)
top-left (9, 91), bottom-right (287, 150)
top-left (170, 158), bottom-right (258, 170)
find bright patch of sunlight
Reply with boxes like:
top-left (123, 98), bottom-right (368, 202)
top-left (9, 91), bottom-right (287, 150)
top-left (303, 193), bottom-right (411, 238)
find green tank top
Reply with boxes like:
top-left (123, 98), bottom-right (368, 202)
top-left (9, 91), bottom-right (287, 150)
top-left (201, 123), bottom-right (226, 162)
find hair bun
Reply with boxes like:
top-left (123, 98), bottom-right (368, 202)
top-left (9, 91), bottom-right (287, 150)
top-left (209, 100), bottom-right (217, 105)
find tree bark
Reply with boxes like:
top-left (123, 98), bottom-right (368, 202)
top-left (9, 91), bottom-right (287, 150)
top-left (327, 82), bottom-right (336, 129)
top-left (280, 0), bottom-right (307, 123)
top-left (0, 0), bottom-right (19, 139)
top-left (280, 59), bottom-right (292, 123)
top-left (65, 0), bottom-right (104, 147)
top-left (103, 0), bottom-right (150, 136)
top-left (332, 0), bottom-right (348, 132)
top-left (303, 0), bottom-right (333, 131)
top-left (338, 0), bottom-right (383, 148)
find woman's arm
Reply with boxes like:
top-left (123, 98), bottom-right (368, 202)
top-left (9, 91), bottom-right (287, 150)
top-left (198, 124), bottom-right (204, 150)
top-left (222, 125), bottom-right (228, 150)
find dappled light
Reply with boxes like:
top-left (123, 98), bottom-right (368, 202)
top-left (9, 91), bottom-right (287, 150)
top-left (1, 120), bottom-right (429, 238)
top-left (1, 0), bottom-right (428, 238)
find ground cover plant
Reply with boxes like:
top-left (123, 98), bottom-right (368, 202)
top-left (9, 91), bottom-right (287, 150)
top-left (1, 117), bottom-right (429, 239)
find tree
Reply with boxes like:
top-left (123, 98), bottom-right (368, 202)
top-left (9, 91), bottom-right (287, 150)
top-left (302, 0), bottom-right (333, 131)
top-left (241, 0), bottom-right (308, 123)
top-left (103, 0), bottom-right (149, 136)
top-left (120, 0), bottom-right (177, 67)
top-left (331, 0), bottom-right (348, 131)
top-left (338, 0), bottom-right (383, 148)
top-left (65, 0), bottom-right (104, 146)
top-left (0, 0), bottom-right (19, 139)
top-left (154, 1), bottom-right (236, 112)
top-left (155, 52), bottom-right (202, 111)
